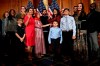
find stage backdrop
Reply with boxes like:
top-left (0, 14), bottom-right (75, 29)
top-left (0, 0), bottom-right (100, 18)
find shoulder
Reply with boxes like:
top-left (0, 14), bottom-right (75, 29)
top-left (50, 27), bottom-right (53, 29)
top-left (58, 28), bottom-right (62, 31)
top-left (61, 16), bottom-right (64, 19)
top-left (50, 27), bottom-right (56, 30)
top-left (69, 16), bottom-right (74, 18)
top-left (70, 16), bottom-right (75, 20)
top-left (96, 11), bottom-right (100, 15)
top-left (55, 27), bottom-right (61, 30)
top-left (1, 18), bottom-right (4, 22)
top-left (61, 16), bottom-right (65, 20)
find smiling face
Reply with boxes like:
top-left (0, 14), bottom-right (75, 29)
top-left (78, 3), bottom-right (83, 11)
top-left (90, 3), bottom-right (96, 11)
top-left (4, 12), bottom-right (9, 18)
top-left (10, 9), bottom-right (16, 17)
top-left (21, 6), bottom-right (26, 12)
top-left (53, 9), bottom-right (58, 15)
top-left (33, 8), bottom-right (37, 14)
top-left (28, 8), bottom-right (33, 15)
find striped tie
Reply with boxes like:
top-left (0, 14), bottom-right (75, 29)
top-left (66, 17), bottom-right (69, 31)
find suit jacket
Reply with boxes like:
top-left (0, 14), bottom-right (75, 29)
top-left (86, 11), bottom-right (100, 33)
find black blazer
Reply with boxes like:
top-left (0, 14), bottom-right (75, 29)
top-left (86, 11), bottom-right (100, 33)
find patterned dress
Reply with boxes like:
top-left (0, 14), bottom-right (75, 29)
top-left (35, 18), bottom-right (46, 55)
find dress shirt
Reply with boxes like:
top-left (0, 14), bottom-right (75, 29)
top-left (48, 27), bottom-right (62, 44)
top-left (60, 15), bottom-right (76, 36)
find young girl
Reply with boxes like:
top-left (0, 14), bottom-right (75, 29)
top-left (35, 13), bottom-right (50, 58)
top-left (48, 20), bottom-right (62, 60)
top-left (15, 18), bottom-right (25, 62)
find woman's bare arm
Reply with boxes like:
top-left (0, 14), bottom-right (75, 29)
top-left (42, 24), bottom-right (51, 27)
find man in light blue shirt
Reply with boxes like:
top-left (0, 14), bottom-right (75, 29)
top-left (60, 8), bottom-right (76, 61)
top-left (48, 20), bottom-right (62, 60)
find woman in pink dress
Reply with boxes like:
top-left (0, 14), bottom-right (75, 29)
top-left (35, 13), bottom-right (51, 58)
top-left (24, 8), bottom-right (35, 60)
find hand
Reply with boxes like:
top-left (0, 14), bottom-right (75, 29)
top-left (48, 15), bottom-right (52, 19)
top-left (49, 42), bottom-right (51, 44)
top-left (28, 15), bottom-right (31, 19)
top-left (50, 24), bottom-right (52, 26)
top-left (72, 36), bottom-right (76, 40)
top-left (60, 41), bottom-right (62, 44)
top-left (48, 24), bottom-right (52, 26)
top-left (20, 38), bottom-right (23, 42)
top-left (49, 23), bottom-right (52, 27)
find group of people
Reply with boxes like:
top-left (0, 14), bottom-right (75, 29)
top-left (73, 2), bottom-right (100, 61)
top-left (0, 2), bottom-right (100, 65)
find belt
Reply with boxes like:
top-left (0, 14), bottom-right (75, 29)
top-left (62, 29), bottom-right (73, 32)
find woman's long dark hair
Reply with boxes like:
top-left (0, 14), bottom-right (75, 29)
top-left (52, 8), bottom-right (61, 18)
top-left (8, 9), bottom-right (16, 20)
top-left (78, 3), bottom-right (86, 21)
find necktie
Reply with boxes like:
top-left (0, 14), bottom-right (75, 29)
top-left (66, 17), bottom-right (69, 31)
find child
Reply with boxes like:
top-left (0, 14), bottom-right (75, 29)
top-left (15, 17), bottom-right (26, 62)
top-left (60, 8), bottom-right (76, 61)
top-left (48, 20), bottom-right (62, 61)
